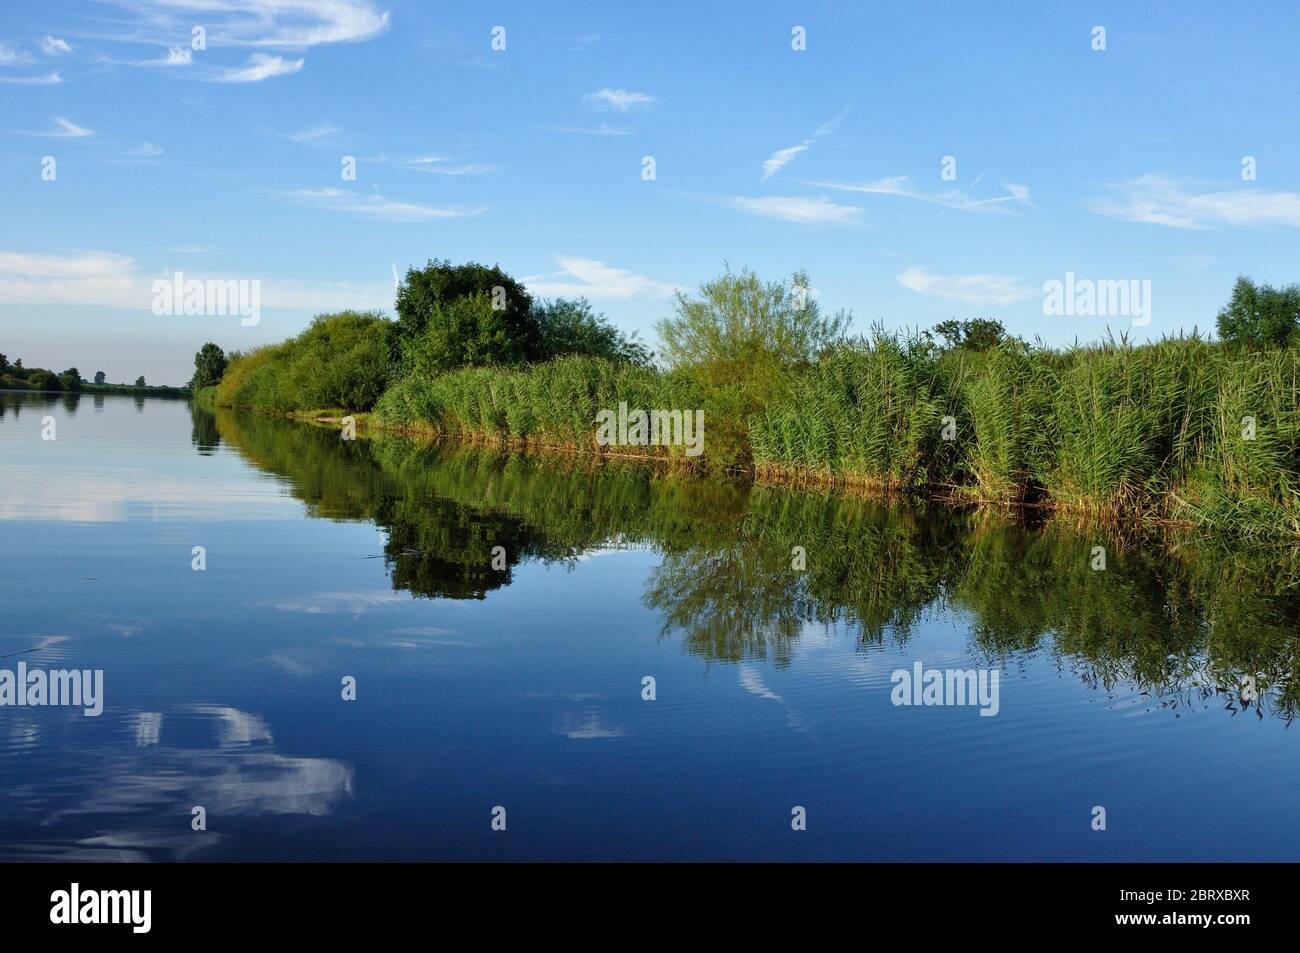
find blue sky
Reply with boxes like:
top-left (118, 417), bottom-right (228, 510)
top-left (2, 1), bottom-right (1299, 384)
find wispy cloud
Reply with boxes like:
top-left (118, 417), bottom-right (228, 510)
top-left (760, 106), bottom-right (850, 181)
top-left (137, 47), bottom-right (192, 67)
top-left (126, 142), bottom-right (164, 157)
top-left (728, 195), bottom-right (862, 225)
top-left (213, 53), bottom-right (304, 83)
top-left (17, 116), bottom-right (94, 138)
top-left (108, 0), bottom-right (390, 49)
top-left (41, 36), bottom-right (72, 56)
top-left (522, 256), bottom-right (677, 300)
top-left (762, 143), bottom-right (812, 182)
top-left (284, 187), bottom-right (487, 222)
top-left (0, 70), bottom-right (63, 85)
top-left (369, 154), bottom-right (499, 176)
top-left (1087, 173), bottom-right (1300, 229)
top-left (402, 156), bottom-right (497, 175)
top-left (814, 175), bottom-right (1034, 214)
top-left (272, 122), bottom-right (342, 144)
top-left (896, 266), bottom-right (1035, 306)
top-left (584, 87), bottom-right (658, 111)
top-left (540, 122), bottom-right (631, 136)
top-left (0, 42), bottom-right (31, 64)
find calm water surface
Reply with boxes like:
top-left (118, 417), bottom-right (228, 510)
top-left (2, 391), bottom-right (1299, 861)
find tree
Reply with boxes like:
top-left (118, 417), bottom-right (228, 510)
top-left (931, 318), bottom-right (1008, 351)
top-left (59, 367), bottom-right (82, 391)
top-left (1216, 275), bottom-right (1300, 349)
top-left (28, 369), bottom-right (58, 390)
top-left (395, 259), bottom-right (536, 361)
top-left (94, 370), bottom-right (106, 385)
top-left (191, 343), bottom-right (228, 388)
top-left (534, 297), bottom-right (651, 364)
top-left (135, 375), bottom-right (146, 387)
top-left (0, 354), bottom-right (8, 375)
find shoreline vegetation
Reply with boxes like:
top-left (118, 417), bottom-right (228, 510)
top-left (196, 261), bottom-right (1300, 538)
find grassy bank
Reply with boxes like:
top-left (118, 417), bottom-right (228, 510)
top-left (752, 334), bottom-right (1300, 535)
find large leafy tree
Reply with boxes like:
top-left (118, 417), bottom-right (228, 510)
top-left (191, 342), bottom-right (228, 388)
top-left (94, 370), bottom-right (106, 385)
top-left (402, 293), bottom-right (527, 374)
top-left (395, 259), bottom-right (536, 363)
top-left (1216, 275), bottom-right (1300, 349)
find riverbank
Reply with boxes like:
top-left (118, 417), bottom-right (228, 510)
top-left (210, 335), bottom-right (1300, 538)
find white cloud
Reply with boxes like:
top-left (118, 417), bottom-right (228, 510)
top-left (114, 0), bottom-right (389, 48)
top-left (814, 176), bottom-right (1034, 214)
top-left (0, 42), bottom-right (31, 64)
top-left (759, 107), bottom-right (850, 181)
top-left (0, 248), bottom-right (395, 313)
top-left (137, 46), bottom-right (192, 66)
top-left (126, 142), bottom-right (164, 156)
top-left (279, 122), bottom-right (341, 144)
top-left (761, 143), bottom-right (811, 182)
top-left (41, 36), bottom-right (73, 55)
top-left (367, 154), bottom-right (498, 175)
top-left (1087, 173), bottom-right (1300, 229)
top-left (728, 195), bottom-right (862, 225)
top-left (213, 52), bottom-right (304, 82)
top-left (541, 122), bottom-right (632, 136)
top-left (17, 116), bottom-right (94, 138)
top-left (584, 87), bottom-right (658, 111)
top-left (897, 266), bottom-right (1035, 306)
top-left (285, 187), bottom-right (487, 222)
top-left (401, 156), bottom-right (497, 175)
top-left (0, 250), bottom-right (145, 307)
top-left (0, 71), bottom-right (62, 85)
top-left (522, 256), bottom-right (677, 300)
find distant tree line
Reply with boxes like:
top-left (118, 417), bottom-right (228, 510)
top-left (0, 353), bottom-right (84, 392)
top-left (0, 352), bottom-right (179, 394)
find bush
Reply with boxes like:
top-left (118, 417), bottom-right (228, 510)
top-left (216, 311), bottom-right (394, 412)
top-left (656, 267), bottom-right (850, 466)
